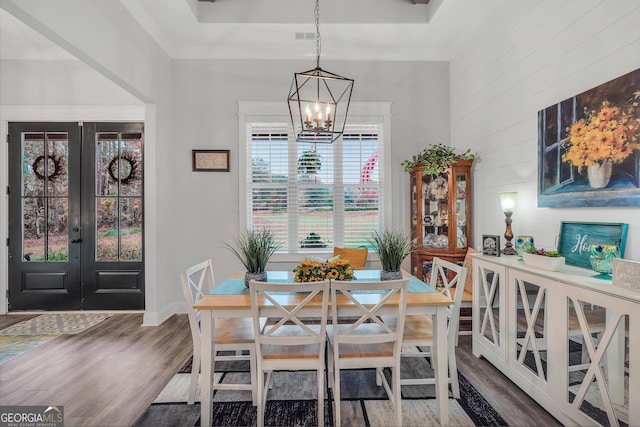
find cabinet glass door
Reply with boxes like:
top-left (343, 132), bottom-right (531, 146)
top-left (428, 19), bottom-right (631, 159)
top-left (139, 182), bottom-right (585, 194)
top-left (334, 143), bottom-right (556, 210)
top-left (566, 298), bottom-right (629, 426)
top-left (455, 171), bottom-right (468, 250)
top-left (421, 173), bottom-right (449, 249)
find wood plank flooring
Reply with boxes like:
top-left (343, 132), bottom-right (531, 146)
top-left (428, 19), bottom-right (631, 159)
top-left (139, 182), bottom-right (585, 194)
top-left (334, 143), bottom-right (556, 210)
top-left (0, 313), bottom-right (561, 426)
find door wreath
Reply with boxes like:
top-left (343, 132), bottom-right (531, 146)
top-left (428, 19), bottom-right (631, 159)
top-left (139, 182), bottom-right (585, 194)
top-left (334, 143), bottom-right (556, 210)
top-left (108, 151), bottom-right (138, 185)
top-left (32, 155), bottom-right (63, 181)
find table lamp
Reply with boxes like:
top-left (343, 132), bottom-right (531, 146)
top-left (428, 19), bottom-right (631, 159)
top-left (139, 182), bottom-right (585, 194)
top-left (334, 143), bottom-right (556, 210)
top-left (499, 192), bottom-right (518, 255)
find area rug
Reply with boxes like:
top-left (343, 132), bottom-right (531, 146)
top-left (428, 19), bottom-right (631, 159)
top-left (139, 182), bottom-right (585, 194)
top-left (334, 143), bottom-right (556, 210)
top-left (0, 313), bottom-right (111, 364)
top-left (0, 312), bottom-right (111, 335)
top-left (134, 352), bottom-right (508, 427)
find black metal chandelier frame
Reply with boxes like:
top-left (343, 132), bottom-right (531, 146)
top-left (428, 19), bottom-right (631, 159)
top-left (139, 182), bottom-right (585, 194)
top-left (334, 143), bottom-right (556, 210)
top-left (287, 0), bottom-right (354, 144)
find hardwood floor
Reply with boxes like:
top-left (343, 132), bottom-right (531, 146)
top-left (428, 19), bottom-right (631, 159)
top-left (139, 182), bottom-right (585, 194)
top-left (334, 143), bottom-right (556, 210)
top-left (0, 313), bottom-right (560, 426)
top-left (0, 313), bottom-right (192, 427)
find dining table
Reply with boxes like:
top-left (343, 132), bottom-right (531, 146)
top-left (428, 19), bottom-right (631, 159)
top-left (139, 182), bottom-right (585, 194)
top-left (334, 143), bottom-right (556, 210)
top-left (193, 269), bottom-right (454, 426)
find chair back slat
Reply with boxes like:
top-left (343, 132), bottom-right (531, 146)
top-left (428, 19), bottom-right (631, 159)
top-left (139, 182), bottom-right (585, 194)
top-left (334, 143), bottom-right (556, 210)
top-left (430, 257), bottom-right (467, 343)
top-left (181, 259), bottom-right (216, 342)
top-left (250, 280), bottom-right (330, 349)
top-left (331, 279), bottom-right (408, 347)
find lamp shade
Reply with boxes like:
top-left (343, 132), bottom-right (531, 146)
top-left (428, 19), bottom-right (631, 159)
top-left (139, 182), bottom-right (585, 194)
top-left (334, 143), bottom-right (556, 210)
top-left (499, 192), bottom-right (517, 214)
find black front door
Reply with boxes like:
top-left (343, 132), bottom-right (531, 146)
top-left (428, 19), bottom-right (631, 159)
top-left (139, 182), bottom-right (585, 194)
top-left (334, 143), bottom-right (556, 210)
top-left (8, 122), bottom-right (144, 310)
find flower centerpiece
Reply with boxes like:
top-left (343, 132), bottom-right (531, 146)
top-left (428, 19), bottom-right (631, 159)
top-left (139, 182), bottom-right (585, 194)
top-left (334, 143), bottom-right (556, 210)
top-left (293, 258), bottom-right (354, 282)
top-left (562, 93), bottom-right (640, 189)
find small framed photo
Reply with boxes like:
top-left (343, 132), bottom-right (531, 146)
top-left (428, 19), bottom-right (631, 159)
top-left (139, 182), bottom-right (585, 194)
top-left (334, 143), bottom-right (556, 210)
top-left (482, 235), bottom-right (501, 256)
top-left (192, 150), bottom-right (230, 172)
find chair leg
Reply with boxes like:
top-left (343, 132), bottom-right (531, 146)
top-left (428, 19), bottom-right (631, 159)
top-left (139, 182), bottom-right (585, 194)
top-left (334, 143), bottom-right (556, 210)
top-left (318, 368), bottom-right (324, 427)
top-left (393, 365), bottom-right (402, 427)
top-left (333, 358), bottom-right (341, 427)
top-left (376, 367), bottom-right (382, 386)
top-left (449, 344), bottom-right (460, 399)
top-left (188, 348), bottom-right (201, 404)
top-left (256, 367), bottom-right (265, 427)
top-left (249, 349), bottom-right (258, 406)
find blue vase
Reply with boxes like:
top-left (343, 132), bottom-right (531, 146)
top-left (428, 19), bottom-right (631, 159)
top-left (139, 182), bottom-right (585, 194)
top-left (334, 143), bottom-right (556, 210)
top-left (515, 236), bottom-right (534, 260)
top-left (588, 243), bottom-right (620, 279)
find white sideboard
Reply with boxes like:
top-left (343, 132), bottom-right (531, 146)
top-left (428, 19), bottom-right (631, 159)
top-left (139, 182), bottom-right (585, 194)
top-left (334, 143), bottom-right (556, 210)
top-left (471, 254), bottom-right (638, 426)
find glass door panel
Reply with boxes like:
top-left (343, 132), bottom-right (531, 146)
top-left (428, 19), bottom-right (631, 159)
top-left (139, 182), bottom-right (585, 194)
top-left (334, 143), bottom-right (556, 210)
top-left (566, 298), bottom-right (629, 426)
top-left (422, 172), bottom-right (449, 248)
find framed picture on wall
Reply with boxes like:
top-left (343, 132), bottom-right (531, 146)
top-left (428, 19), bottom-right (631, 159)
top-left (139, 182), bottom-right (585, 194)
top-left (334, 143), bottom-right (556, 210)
top-left (192, 150), bottom-right (230, 172)
top-left (537, 68), bottom-right (640, 207)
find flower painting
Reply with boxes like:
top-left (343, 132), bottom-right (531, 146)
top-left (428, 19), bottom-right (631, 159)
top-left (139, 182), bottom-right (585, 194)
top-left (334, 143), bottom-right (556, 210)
top-left (537, 68), bottom-right (640, 207)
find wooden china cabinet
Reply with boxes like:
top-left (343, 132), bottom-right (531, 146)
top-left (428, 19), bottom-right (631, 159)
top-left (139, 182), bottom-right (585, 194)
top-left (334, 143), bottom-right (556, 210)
top-left (409, 159), bottom-right (473, 282)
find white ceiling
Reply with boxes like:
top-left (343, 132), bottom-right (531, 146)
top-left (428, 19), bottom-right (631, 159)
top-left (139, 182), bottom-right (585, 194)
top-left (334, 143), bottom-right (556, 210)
top-left (0, 0), bottom-right (496, 62)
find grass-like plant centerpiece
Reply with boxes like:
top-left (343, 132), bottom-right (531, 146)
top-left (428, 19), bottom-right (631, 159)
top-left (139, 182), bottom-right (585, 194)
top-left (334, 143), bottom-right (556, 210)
top-left (522, 247), bottom-right (565, 272)
top-left (224, 228), bottom-right (283, 287)
top-left (367, 229), bottom-right (412, 280)
top-left (293, 258), bottom-right (354, 282)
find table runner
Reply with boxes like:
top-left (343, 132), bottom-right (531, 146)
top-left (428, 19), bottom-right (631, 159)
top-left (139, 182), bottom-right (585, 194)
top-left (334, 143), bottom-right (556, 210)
top-left (211, 270), bottom-right (436, 295)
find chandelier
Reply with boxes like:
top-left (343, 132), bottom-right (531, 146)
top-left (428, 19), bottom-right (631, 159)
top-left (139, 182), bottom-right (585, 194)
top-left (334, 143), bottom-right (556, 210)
top-left (287, 0), bottom-right (354, 143)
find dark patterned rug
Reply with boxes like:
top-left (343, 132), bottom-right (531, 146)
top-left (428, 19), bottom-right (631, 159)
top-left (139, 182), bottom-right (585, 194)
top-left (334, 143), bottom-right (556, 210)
top-left (133, 352), bottom-right (508, 427)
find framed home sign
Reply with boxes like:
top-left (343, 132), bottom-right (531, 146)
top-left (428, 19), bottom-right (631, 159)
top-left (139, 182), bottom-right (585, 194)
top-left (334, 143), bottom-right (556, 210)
top-left (482, 235), bottom-right (501, 257)
top-left (192, 150), bottom-right (230, 172)
top-left (557, 221), bottom-right (628, 269)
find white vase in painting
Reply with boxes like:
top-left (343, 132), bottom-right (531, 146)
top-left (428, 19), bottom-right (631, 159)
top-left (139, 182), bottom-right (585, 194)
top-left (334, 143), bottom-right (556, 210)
top-left (587, 161), bottom-right (612, 189)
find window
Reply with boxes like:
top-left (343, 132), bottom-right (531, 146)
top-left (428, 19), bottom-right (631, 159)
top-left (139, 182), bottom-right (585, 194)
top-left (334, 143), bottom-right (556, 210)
top-left (239, 102), bottom-right (390, 253)
top-left (538, 97), bottom-right (576, 194)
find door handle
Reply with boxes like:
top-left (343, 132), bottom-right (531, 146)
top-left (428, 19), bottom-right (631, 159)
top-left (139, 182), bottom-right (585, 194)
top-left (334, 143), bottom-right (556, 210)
top-left (70, 238), bottom-right (83, 243)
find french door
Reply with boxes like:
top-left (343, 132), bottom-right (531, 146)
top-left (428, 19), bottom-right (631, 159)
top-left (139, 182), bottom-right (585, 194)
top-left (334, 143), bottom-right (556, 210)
top-left (8, 122), bottom-right (144, 310)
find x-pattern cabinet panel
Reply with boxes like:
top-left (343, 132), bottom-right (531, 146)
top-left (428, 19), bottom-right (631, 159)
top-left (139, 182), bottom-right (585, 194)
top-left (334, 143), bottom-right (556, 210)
top-left (471, 254), bottom-right (638, 427)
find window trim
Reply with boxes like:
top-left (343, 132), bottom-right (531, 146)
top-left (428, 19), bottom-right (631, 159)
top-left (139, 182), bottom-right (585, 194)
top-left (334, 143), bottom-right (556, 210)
top-left (238, 101), bottom-right (392, 259)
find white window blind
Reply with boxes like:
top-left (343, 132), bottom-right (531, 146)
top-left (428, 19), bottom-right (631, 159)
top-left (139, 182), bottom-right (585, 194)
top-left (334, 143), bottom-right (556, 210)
top-left (246, 122), bottom-right (384, 251)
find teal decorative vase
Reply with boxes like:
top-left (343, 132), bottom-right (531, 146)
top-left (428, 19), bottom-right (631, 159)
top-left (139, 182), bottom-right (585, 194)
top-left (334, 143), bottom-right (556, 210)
top-left (515, 236), bottom-right (534, 260)
top-left (588, 243), bottom-right (620, 279)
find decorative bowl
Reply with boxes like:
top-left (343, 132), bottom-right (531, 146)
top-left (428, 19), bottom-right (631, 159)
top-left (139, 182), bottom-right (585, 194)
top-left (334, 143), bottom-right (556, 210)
top-left (522, 252), bottom-right (565, 272)
top-left (588, 243), bottom-right (620, 279)
top-left (515, 236), bottom-right (535, 257)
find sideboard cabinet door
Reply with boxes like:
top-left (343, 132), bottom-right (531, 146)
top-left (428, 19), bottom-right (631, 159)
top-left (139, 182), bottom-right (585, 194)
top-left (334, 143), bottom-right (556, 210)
top-left (472, 258), bottom-right (506, 364)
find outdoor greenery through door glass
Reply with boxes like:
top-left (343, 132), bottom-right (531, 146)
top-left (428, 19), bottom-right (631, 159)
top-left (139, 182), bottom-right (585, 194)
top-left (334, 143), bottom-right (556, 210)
top-left (21, 132), bottom-right (69, 262)
top-left (96, 132), bottom-right (143, 261)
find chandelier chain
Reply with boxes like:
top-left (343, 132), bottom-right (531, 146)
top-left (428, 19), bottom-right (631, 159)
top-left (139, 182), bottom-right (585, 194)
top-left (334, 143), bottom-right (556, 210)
top-left (315, 0), bottom-right (321, 68)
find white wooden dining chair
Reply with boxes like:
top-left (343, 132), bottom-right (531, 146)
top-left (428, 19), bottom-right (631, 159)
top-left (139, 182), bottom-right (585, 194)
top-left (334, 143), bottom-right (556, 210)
top-left (181, 259), bottom-right (264, 405)
top-left (327, 278), bottom-right (409, 427)
top-left (249, 279), bottom-right (330, 427)
top-left (382, 257), bottom-right (466, 398)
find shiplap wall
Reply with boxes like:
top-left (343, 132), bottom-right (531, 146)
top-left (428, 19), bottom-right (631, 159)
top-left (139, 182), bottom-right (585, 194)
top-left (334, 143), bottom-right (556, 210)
top-left (449, 0), bottom-right (640, 260)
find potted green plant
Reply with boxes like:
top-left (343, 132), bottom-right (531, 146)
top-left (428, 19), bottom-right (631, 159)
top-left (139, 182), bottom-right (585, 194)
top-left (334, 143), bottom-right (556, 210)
top-left (367, 229), bottom-right (412, 280)
top-left (401, 143), bottom-right (475, 176)
top-left (224, 228), bottom-right (283, 287)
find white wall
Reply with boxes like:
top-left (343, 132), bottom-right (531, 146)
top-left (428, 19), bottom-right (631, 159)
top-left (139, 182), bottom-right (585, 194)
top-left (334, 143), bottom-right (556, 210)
top-left (0, 2), bottom-right (451, 323)
top-left (169, 59), bottom-right (450, 285)
top-left (449, 0), bottom-right (640, 260)
top-left (0, 0), bottom-right (175, 324)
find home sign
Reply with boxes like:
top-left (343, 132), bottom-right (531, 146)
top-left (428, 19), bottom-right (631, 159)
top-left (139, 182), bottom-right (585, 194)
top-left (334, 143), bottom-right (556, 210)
top-left (557, 221), bottom-right (628, 269)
